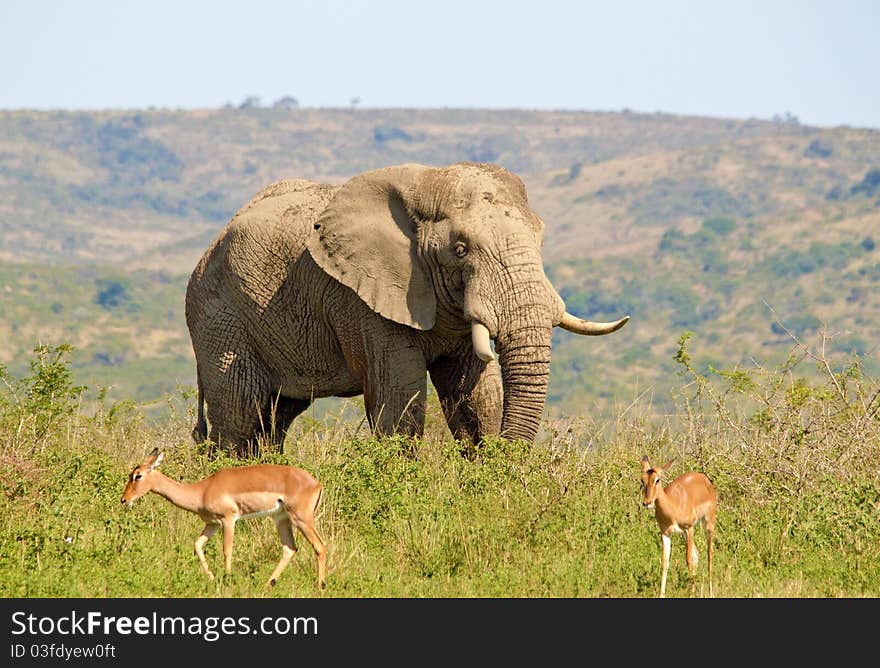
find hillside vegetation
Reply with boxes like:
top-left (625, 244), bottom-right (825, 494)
top-left (1, 107), bottom-right (879, 426)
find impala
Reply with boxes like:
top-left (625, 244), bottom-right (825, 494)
top-left (121, 448), bottom-right (327, 591)
top-left (640, 455), bottom-right (716, 598)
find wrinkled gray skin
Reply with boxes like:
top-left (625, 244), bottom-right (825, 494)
top-left (186, 162), bottom-right (629, 456)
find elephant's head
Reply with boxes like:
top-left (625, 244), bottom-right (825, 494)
top-left (307, 162), bottom-right (628, 442)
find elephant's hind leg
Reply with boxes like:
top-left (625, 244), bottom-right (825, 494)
top-left (202, 351), bottom-right (276, 457)
top-left (192, 364), bottom-right (208, 444)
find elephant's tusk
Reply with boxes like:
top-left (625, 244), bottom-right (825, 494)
top-left (558, 313), bottom-right (630, 336)
top-left (471, 322), bottom-right (497, 362)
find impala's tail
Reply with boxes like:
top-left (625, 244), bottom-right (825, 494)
top-left (313, 484), bottom-right (324, 517)
top-left (192, 365), bottom-right (207, 444)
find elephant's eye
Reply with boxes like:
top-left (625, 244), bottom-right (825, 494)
top-left (454, 242), bottom-right (468, 258)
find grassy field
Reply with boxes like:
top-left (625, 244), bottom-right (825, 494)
top-left (1, 337), bottom-right (878, 599)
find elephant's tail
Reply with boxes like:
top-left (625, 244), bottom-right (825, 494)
top-left (192, 365), bottom-right (208, 444)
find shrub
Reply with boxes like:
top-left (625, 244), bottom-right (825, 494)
top-left (701, 216), bottom-right (736, 236)
top-left (851, 167), bottom-right (880, 197)
top-left (94, 277), bottom-right (131, 310)
top-left (0, 344), bottom-right (85, 450)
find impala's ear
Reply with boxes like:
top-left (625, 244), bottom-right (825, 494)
top-left (659, 459), bottom-right (675, 473)
top-left (306, 163), bottom-right (437, 330)
top-left (144, 449), bottom-right (163, 470)
top-left (640, 455), bottom-right (651, 473)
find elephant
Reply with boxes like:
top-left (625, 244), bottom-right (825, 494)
top-left (185, 161), bottom-right (629, 457)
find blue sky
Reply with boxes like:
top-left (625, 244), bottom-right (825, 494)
top-left (2, 0), bottom-right (878, 128)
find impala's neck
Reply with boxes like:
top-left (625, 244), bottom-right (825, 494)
top-left (148, 471), bottom-right (204, 514)
top-left (654, 485), bottom-right (680, 518)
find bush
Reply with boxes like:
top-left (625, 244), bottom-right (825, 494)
top-left (701, 216), bottom-right (736, 236)
top-left (804, 139), bottom-right (833, 159)
top-left (0, 344), bottom-right (85, 450)
top-left (851, 167), bottom-right (880, 197)
top-left (94, 277), bottom-right (131, 310)
top-left (770, 313), bottom-right (822, 336)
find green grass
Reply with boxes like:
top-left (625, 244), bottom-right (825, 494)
top-left (1, 341), bottom-right (879, 599)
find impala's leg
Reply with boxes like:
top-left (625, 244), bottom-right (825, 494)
top-left (291, 513), bottom-right (327, 590)
top-left (706, 520), bottom-right (715, 597)
top-left (266, 515), bottom-right (297, 588)
top-left (221, 517), bottom-right (235, 575)
top-left (686, 526), bottom-right (698, 595)
top-left (195, 523), bottom-right (219, 580)
top-left (660, 533), bottom-right (671, 598)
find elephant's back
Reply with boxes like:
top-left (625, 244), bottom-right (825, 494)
top-left (187, 179), bottom-right (339, 307)
top-left (239, 179), bottom-right (339, 227)
top-left (228, 179), bottom-right (340, 257)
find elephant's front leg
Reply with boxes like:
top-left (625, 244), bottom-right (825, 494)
top-left (358, 332), bottom-right (428, 438)
top-left (428, 350), bottom-right (503, 447)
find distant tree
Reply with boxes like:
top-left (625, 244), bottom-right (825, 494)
top-left (804, 138), bottom-right (833, 159)
top-left (771, 313), bottom-right (821, 336)
top-left (825, 185), bottom-right (845, 201)
top-left (238, 96), bottom-right (262, 109)
top-left (658, 228), bottom-right (687, 252)
top-left (95, 278), bottom-right (131, 310)
top-left (851, 167), bottom-right (880, 197)
top-left (273, 96), bottom-right (299, 110)
top-left (772, 111), bottom-right (800, 126)
top-left (350, 97), bottom-right (361, 110)
top-left (701, 216), bottom-right (736, 236)
top-left (373, 125), bottom-right (412, 143)
top-left (550, 162), bottom-right (583, 187)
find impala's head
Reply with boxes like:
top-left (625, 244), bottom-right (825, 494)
top-left (121, 448), bottom-right (164, 506)
top-left (640, 455), bottom-right (674, 509)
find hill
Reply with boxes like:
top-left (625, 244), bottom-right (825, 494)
top-left (1, 107), bottom-right (878, 424)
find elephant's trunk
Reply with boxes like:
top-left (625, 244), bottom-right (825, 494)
top-left (495, 324), bottom-right (552, 443)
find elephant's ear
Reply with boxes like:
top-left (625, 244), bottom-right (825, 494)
top-left (307, 164), bottom-right (437, 330)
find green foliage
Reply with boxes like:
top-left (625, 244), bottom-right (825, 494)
top-left (851, 166), bottom-right (880, 197)
top-left (804, 139), bottom-right (833, 159)
top-left (2, 338), bottom-right (878, 598)
top-left (771, 313), bottom-right (822, 336)
top-left (631, 179), bottom-right (751, 227)
top-left (373, 125), bottom-right (414, 144)
top-left (0, 261), bottom-right (191, 411)
top-left (701, 216), bottom-right (737, 236)
top-left (0, 344), bottom-right (85, 447)
top-left (556, 286), bottom-right (637, 321)
top-left (92, 118), bottom-right (183, 183)
top-left (94, 276), bottom-right (133, 310)
top-left (657, 218), bottom-right (737, 276)
top-left (768, 241), bottom-right (866, 278)
top-left (551, 162), bottom-right (583, 186)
